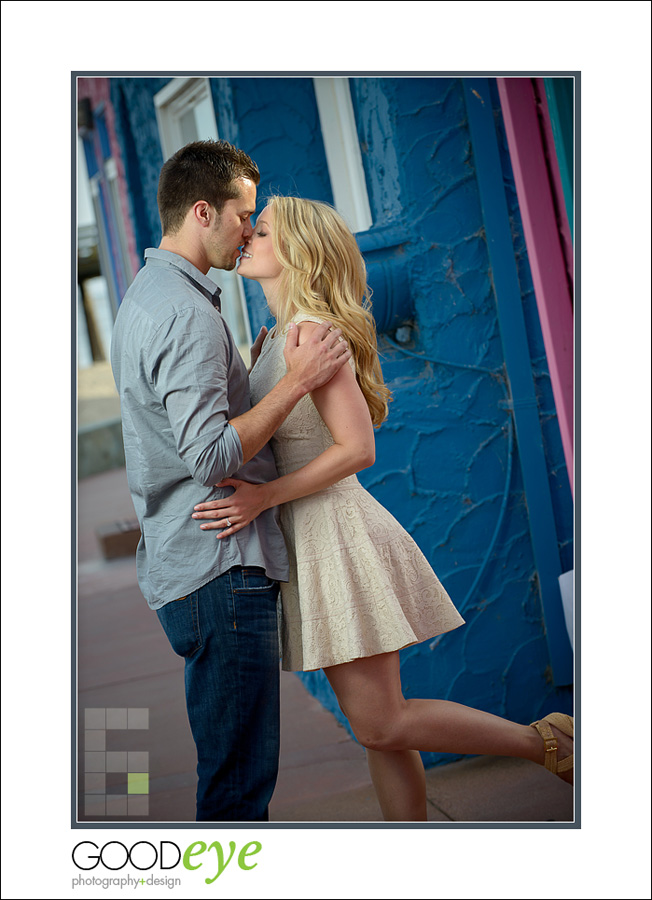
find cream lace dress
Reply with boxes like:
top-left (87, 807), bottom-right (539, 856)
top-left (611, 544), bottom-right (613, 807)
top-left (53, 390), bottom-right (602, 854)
top-left (249, 315), bottom-right (465, 671)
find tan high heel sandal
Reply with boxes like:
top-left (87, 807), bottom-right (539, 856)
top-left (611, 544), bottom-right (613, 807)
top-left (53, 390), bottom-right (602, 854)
top-left (530, 712), bottom-right (574, 781)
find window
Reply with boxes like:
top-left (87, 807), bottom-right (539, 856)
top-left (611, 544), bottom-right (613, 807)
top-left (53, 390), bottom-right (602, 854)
top-left (154, 77), bottom-right (220, 159)
top-left (154, 78), bottom-right (252, 360)
top-left (313, 77), bottom-right (372, 233)
top-left (78, 119), bottom-right (131, 365)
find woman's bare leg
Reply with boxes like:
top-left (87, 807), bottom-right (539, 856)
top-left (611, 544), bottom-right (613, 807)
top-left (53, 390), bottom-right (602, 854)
top-left (365, 748), bottom-right (427, 821)
top-left (323, 649), bottom-right (573, 819)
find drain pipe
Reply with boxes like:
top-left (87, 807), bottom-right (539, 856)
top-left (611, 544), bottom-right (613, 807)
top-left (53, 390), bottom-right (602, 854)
top-left (497, 77), bottom-right (574, 496)
top-left (463, 79), bottom-right (573, 686)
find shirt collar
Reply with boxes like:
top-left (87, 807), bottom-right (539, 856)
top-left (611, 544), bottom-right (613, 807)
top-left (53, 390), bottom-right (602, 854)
top-left (144, 248), bottom-right (222, 309)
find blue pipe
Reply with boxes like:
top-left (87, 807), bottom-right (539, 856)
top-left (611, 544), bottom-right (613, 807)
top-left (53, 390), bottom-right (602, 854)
top-left (463, 78), bottom-right (573, 685)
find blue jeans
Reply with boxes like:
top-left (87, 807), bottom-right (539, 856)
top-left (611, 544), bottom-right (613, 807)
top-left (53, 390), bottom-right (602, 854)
top-left (156, 567), bottom-right (280, 821)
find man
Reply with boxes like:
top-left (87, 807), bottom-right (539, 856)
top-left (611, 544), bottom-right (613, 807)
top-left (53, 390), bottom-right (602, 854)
top-left (111, 139), bottom-right (350, 822)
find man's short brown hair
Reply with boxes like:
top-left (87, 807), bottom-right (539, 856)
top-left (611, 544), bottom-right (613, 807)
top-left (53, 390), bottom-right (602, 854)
top-left (157, 139), bottom-right (260, 235)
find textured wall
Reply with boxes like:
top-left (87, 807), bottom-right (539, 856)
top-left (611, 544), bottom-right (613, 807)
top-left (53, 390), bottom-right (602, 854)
top-left (229, 77), bottom-right (334, 337)
top-left (108, 76), bottom-right (573, 768)
top-left (110, 78), bottom-right (170, 257)
top-left (304, 77), bottom-right (572, 765)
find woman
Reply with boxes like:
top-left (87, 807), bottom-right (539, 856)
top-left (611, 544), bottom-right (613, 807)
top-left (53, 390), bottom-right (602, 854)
top-left (193, 196), bottom-right (573, 821)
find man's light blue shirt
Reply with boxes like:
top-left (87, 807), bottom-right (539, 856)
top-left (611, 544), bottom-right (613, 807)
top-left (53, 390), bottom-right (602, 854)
top-left (111, 248), bottom-right (289, 609)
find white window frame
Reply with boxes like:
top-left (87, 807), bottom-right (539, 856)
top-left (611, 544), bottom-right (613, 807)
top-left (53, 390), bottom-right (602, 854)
top-left (154, 78), bottom-right (253, 357)
top-left (154, 77), bottom-right (220, 159)
top-left (104, 156), bottom-right (134, 284)
top-left (313, 77), bottom-right (372, 233)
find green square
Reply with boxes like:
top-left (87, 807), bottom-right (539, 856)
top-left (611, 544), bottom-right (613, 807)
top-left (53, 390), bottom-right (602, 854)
top-left (128, 773), bottom-right (149, 794)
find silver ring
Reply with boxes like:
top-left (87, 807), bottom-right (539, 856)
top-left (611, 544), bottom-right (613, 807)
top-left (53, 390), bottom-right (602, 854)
top-left (225, 518), bottom-right (232, 527)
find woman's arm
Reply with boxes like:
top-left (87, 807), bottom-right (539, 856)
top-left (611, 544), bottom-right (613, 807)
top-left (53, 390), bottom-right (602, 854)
top-left (193, 321), bottom-right (376, 538)
top-left (247, 325), bottom-right (268, 373)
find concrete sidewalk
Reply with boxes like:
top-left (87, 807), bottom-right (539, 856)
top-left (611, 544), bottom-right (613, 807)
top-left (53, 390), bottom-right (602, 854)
top-left (76, 466), bottom-right (574, 825)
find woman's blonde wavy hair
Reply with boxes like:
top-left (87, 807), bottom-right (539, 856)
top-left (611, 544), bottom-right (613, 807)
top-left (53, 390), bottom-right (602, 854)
top-left (267, 196), bottom-right (391, 427)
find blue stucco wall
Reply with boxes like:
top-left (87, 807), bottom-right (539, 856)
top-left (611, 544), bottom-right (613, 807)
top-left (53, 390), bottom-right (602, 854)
top-left (301, 77), bottom-right (572, 765)
top-left (108, 75), bottom-right (573, 768)
top-left (226, 77), bottom-right (334, 336)
top-left (110, 78), bottom-right (170, 256)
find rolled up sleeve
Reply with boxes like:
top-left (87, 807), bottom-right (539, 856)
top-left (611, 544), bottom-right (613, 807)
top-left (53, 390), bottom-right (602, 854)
top-left (148, 307), bottom-right (244, 486)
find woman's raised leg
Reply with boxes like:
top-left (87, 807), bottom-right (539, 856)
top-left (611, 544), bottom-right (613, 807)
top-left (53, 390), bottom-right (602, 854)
top-left (323, 649), bottom-right (573, 817)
